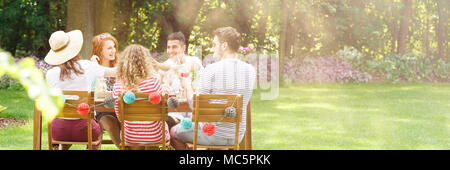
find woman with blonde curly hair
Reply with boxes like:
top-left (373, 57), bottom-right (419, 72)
top-left (112, 44), bottom-right (169, 149)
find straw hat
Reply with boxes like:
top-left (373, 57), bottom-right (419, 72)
top-left (44, 30), bottom-right (83, 65)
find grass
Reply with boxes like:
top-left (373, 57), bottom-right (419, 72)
top-left (251, 83), bottom-right (449, 150)
top-left (0, 83), bottom-right (449, 150)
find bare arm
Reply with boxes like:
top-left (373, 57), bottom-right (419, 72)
top-left (149, 56), bottom-right (171, 72)
top-left (157, 63), bottom-right (171, 72)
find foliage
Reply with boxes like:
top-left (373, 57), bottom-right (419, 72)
top-left (0, 0), bottom-right (447, 84)
top-left (0, 50), bottom-right (63, 123)
top-left (0, 0), bottom-right (66, 58)
top-left (337, 46), bottom-right (449, 83)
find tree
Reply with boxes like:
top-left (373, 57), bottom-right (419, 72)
top-left (66, 0), bottom-right (114, 58)
top-left (436, 0), bottom-right (449, 60)
top-left (156, 0), bottom-right (204, 52)
top-left (397, 0), bottom-right (412, 54)
top-left (0, 0), bottom-right (65, 58)
top-left (279, 0), bottom-right (294, 86)
top-left (66, 0), bottom-right (94, 59)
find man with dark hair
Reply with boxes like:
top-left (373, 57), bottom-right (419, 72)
top-left (167, 32), bottom-right (186, 45)
top-left (170, 27), bottom-right (256, 150)
top-left (213, 27), bottom-right (241, 53)
top-left (156, 31), bottom-right (204, 129)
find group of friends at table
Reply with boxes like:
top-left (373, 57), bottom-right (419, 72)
top-left (43, 26), bottom-right (256, 150)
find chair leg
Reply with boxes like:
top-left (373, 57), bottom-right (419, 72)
top-left (48, 122), bottom-right (53, 150)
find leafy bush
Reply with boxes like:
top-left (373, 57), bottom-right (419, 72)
top-left (336, 46), bottom-right (449, 83)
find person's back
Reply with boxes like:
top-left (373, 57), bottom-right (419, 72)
top-left (112, 44), bottom-right (170, 146)
top-left (198, 58), bottom-right (256, 140)
top-left (43, 30), bottom-right (116, 150)
top-left (112, 77), bottom-right (169, 145)
top-left (46, 59), bottom-right (106, 91)
top-left (170, 27), bottom-right (255, 149)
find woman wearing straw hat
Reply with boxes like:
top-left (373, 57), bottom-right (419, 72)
top-left (44, 30), bottom-right (116, 150)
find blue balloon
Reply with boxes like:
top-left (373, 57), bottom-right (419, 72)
top-left (181, 118), bottom-right (192, 130)
top-left (123, 91), bottom-right (136, 104)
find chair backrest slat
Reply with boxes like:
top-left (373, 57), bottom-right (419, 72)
top-left (117, 92), bottom-right (169, 149)
top-left (119, 93), bottom-right (168, 122)
top-left (57, 91), bottom-right (93, 119)
top-left (195, 94), bottom-right (243, 122)
top-left (192, 94), bottom-right (243, 150)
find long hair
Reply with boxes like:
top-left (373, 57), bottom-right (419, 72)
top-left (116, 44), bottom-right (154, 92)
top-left (54, 54), bottom-right (85, 81)
top-left (91, 33), bottom-right (119, 67)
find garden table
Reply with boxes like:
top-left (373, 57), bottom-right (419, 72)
top-left (33, 95), bottom-right (252, 150)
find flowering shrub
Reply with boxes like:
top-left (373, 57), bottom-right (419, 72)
top-left (1, 56), bottom-right (50, 90)
top-left (245, 53), bottom-right (276, 82)
top-left (283, 55), bottom-right (372, 83)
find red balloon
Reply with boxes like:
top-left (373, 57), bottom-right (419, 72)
top-left (202, 123), bottom-right (215, 136)
top-left (77, 103), bottom-right (90, 116)
top-left (181, 72), bottom-right (190, 78)
top-left (148, 92), bottom-right (161, 105)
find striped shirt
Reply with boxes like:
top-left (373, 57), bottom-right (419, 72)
top-left (112, 77), bottom-right (170, 144)
top-left (197, 58), bottom-right (256, 139)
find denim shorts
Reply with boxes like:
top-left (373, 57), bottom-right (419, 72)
top-left (173, 122), bottom-right (243, 146)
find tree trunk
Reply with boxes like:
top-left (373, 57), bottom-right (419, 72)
top-left (279, 0), bottom-right (293, 86)
top-left (425, 1), bottom-right (430, 58)
top-left (66, 0), bottom-right (95, 59)
top-left (173, 0), bottom-right (204, 50)
top-left (397, 0), bottom-right (412, 54)
top-left (436, 0), bottom-right (448, 60)
top-left (256, 2), bottom-right (268, 52)
top-left (156, 14), bottom-right (174, 53)
top-left (391, 4), bottom-right (399, 54)
top-left (157, 0), bottom-right (204, 53)
top-left (94, 0), bottom-right (114, 35)
top-left (115, 0), bottom-right (132, 49)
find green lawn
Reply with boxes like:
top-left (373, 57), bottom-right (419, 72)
top-left (1, 83), bottom-right (449, 150)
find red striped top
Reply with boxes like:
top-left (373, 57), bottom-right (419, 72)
top-left (112, 77), bottom-right (170, 145)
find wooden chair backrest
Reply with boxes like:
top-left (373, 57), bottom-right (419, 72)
top-left (56, 91), bottom-right (94, 119)
top-left (192, 94), bottom-right (243, 150)
top-left (118, 93), bottom-right (168, 122)
top-left (117, 93), bottom-right (169, 150)
top-left (193, 94), bottom-right (243, 123)
top-left (49, 90), bottom-right (97, 150)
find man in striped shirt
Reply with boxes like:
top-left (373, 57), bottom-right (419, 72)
top-left (170, 27), bottom-right (256, 149)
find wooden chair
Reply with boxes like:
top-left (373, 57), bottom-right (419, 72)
top-left (48, 91), bottom-right (102, 150)
top-left (188, 94), bottom-right (243, 150)
top-left (117, 93), bottom-right (170, 150)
